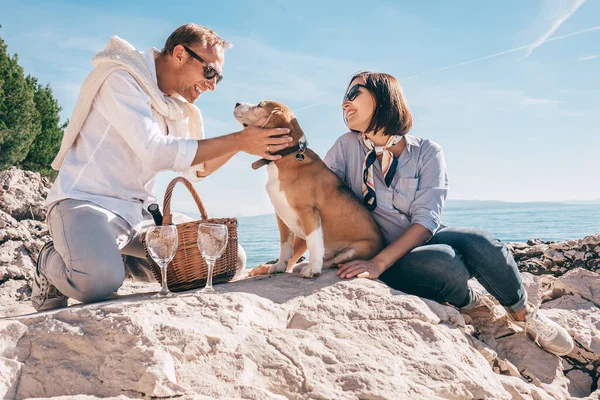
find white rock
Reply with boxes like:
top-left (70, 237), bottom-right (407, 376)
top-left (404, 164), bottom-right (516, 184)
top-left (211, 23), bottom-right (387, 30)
top-left (1, 271), bottom-right (520, 400)
top-left (554, 268), bottom-right (600, 307)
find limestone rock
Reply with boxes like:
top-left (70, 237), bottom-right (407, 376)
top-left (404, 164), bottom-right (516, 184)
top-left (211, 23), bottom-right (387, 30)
top-left (0, 269), bottom-right (597, 399)
top-left (1, 168), bottom-right (599, 399)
top-left (0, 167), bottom-right (51, 222)
top-left (508, 234), bottom-right (600, 276)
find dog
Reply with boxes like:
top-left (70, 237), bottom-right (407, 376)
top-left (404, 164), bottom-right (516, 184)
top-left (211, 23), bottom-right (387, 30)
top-left (233, 100), bottom-right (384, 278)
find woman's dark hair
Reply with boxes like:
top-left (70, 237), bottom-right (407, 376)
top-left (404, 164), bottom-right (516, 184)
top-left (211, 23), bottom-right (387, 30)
top-left (347, 71), bottom-right (413, 136)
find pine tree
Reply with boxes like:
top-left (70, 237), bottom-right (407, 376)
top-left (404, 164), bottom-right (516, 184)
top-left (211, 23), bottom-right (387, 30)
top-left (21, 78), bottom-right (64, 179)
top-left (0, 33), bottom-right (40, 170)
top-left (0, 27), bottom-right (64, 179)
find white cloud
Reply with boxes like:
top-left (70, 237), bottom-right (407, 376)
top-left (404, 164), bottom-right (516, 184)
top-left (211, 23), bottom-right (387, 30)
top-left (522, 0), bottom-right (586, 59)
top-left (487, 90), bottom-right (561, 107)
top-left (401, 24), bottom-right (600, 82)
top-left (220, 35), bottom-right (369, 107)
top-left (60, 37), bottom-right (107, 53)
top-left (559, 110), bottom-right (585, 117)
top-left (579, 55), bottom-right (599, 61)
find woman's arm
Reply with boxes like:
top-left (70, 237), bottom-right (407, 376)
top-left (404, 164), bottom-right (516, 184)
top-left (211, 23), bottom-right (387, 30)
top-left (337, 223), bottom-right (431, 279)
top-left (374, 223), bottom-right (432, 270)
top-left (408, 144), bottom-right (448, 234)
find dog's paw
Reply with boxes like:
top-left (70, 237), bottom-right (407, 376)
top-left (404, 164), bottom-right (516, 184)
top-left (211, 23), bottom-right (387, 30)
top-left (268, 261), bottom-right (287, 274)
top-left (300, 262), bottom-right (322, 279)
top-left (291, 261), bottom-right (309, 274)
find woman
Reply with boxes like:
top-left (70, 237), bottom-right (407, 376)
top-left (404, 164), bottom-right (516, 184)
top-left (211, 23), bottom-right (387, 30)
top-left (325, 71), bottom-right (573, 356)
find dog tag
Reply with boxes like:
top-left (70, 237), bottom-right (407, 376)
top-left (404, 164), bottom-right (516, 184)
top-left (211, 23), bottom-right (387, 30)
top-left (295, 153), bottom-right (305, 162)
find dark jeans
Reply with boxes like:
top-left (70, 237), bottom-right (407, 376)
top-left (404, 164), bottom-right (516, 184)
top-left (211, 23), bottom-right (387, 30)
top-left (379, 227), bottom-right (528, 314)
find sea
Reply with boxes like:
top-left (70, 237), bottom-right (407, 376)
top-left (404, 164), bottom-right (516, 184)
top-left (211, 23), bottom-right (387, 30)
top-left (189, 202), bottom-right (600, 269)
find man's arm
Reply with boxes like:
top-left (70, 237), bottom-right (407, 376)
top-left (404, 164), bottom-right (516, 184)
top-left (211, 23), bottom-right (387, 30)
top-left (189, 125), bottom-right (291, 168)
top-left (196, 152), bottom-right (235, 177)
top-left (96, 71), bottom-right (291, 174)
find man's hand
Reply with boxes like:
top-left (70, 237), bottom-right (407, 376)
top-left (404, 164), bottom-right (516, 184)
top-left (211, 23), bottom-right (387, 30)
top-left (337, 259), bottom-right (384, 280)
top-left (238, 126), bottom-right (292, 161)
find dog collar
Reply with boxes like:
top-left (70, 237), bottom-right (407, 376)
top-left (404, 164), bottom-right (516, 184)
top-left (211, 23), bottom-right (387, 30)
top-left (251, 139), bottom-right (308, 170)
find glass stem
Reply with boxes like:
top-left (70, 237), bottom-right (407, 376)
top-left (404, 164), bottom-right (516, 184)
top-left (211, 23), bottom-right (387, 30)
top-left (160, 262), bottom-right (169, 294)
top-left (206, 258), bottom-right (216, 290)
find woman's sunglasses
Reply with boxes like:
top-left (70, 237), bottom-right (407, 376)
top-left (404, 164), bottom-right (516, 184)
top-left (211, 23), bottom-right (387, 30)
top-left (343, 84), bottom-right (368, 103)
top-left (183, 46), bottom-right (223, 84)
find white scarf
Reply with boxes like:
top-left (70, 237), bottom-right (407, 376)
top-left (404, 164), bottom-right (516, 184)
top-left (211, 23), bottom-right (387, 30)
top-left (51, 36), bottom-right (204, 170)
top-left (361, 134), bottom-right (403, 210)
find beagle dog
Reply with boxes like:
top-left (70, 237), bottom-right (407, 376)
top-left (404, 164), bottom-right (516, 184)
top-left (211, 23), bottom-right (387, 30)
top-left (233, 100), bottom-right (384, 278)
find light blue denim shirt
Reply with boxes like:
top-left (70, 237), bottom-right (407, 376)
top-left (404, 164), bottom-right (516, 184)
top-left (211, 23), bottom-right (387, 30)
top-left (324, 132), bottom-right (449, 245)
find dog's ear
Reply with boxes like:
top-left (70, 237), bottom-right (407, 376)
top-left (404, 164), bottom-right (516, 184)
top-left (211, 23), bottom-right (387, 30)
top-left (290, 117), bottom-right (304, 138)
top-left (261, 108), bottom-right (290, 129)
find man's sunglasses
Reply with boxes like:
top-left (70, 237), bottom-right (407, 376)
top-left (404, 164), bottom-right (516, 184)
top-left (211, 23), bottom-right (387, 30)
top-left (343, 84), bottom-right (368, 103)
top-left (183, 46), bottom-right (223, 84)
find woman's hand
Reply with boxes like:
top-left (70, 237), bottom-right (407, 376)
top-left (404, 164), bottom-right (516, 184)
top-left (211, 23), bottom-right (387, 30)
top-left (337, 259), bottom-right (384, 280)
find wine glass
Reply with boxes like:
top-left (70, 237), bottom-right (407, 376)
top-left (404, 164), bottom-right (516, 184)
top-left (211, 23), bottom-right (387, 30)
top-left (145, 225), bottom-right (178, 297)
top-left (196, 223), bottom-right (228, 294)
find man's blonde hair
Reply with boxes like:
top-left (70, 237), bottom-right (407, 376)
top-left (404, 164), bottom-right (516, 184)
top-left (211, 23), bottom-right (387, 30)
top-left (162, 24), bottom-right (232, 56)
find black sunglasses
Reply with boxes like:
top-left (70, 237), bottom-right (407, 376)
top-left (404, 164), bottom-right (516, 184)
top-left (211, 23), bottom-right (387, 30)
top-left (343, 84), bottom-right (368, 103)
top-left (183, 46), bottom-right (223, 84)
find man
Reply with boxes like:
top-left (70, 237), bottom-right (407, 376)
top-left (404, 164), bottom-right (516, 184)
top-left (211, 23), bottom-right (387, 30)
top-left (32, 24), bottom-right (291, 311)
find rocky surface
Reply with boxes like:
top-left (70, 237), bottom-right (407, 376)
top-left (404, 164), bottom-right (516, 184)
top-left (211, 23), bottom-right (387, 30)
top-left (0, 268), bottom-right (598, 400)
top-left (1, 167), bottom-right (599, 399)
top-left (507, 237), bottom-right (600, 276)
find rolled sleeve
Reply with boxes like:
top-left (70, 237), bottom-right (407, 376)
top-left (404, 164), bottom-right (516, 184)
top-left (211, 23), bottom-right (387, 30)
top-left (95, 70), bottom-right (198, 173)
top-left (180, 162), bottom-right (206, 183)
top-left (409, 144), bottom-right (449, 234)
top-left (174, 139), bottom-right (198, 172)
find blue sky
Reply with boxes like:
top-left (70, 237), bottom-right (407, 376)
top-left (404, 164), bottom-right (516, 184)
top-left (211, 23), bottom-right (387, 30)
top-left (1, 0), bottom-right (598, 216)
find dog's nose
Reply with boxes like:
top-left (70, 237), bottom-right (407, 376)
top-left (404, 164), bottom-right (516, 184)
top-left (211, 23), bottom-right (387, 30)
top-left (235, 102), bottom-right (241, 108)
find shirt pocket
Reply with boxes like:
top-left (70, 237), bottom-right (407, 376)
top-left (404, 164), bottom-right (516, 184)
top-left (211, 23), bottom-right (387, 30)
top-left (391, 178), bottom-right (419, 217)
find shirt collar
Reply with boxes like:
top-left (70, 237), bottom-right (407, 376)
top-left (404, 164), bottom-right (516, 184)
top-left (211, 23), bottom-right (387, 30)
top-left (140, 47), bottom-right (160, 87)
top-left (403, 134), bottom-right (419, 154)
top-left (355, 132), bottom-right (420, 170)
top-left (355, 132), bottom-right (420, 152)
top-left (142, 47), bottom-right (190, 104)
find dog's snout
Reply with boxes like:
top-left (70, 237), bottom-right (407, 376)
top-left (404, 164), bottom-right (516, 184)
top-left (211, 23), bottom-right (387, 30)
top-left (235, 102), bottom-right (241, 108)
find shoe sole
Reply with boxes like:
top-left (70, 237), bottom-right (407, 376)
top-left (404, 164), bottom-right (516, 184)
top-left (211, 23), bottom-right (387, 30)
top-left (33, 296), bottom-right (68, 312)
top-left (506, 312), bottom-right (575, 356)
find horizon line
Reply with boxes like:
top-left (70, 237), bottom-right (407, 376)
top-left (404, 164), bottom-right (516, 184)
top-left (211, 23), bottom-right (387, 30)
top-left (175, 198), bottom-right (600, 218)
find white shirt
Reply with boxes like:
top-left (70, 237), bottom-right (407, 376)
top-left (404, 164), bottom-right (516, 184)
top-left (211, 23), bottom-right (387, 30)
top-left (46, 48), bottom-right (200, 229)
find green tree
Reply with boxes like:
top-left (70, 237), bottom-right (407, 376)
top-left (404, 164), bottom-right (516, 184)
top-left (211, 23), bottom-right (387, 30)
top-left (21, 78), bottom-right (64, 179)
top-left (0, 34), bottom-right (40, 170)
top-left (0, 27), bottom-right (64, 179)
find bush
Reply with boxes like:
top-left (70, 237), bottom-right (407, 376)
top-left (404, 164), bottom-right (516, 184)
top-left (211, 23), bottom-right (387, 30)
top-left (0, 28), bottom-right (64, 179)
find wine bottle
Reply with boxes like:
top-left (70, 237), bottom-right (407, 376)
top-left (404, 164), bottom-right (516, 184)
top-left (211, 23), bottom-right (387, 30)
top-left (147, 203), bottom-right (163, 226)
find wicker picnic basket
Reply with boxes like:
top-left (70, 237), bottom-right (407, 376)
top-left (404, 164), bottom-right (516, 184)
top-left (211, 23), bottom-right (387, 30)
top-left (142, 177), bottom-right (238, 292)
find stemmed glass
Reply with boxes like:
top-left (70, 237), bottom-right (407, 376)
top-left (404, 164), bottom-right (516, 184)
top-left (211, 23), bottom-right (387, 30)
top-left (196, 223), bottom-right (228, 294)
top-left (145, 225), bottom-right (178, 297)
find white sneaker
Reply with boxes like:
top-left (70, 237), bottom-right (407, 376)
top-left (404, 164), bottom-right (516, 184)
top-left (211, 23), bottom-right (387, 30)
top-left (507, 304), bottom-right (574, 356)
top-left (31, 242), bottom-right (68, 312)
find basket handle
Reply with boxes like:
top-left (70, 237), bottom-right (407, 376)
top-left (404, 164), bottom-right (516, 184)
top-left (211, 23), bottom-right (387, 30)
top-left (162, 177), bottom-right (208, 225)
